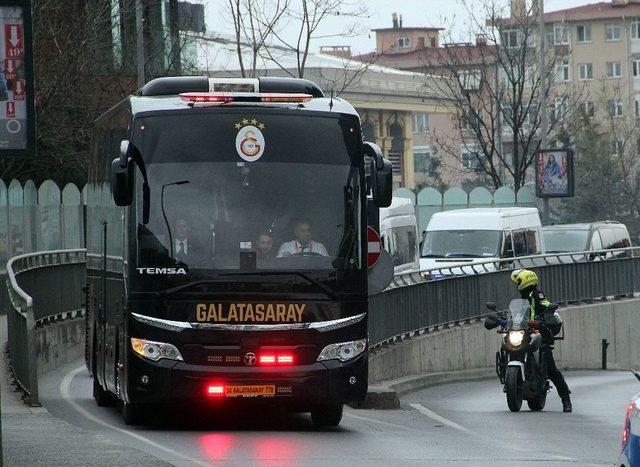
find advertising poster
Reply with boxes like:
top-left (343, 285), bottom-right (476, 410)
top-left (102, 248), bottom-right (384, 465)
top-left (535, 149), bottom-right (574, 198)
top-left (0, 2), bottom-right (35, 157)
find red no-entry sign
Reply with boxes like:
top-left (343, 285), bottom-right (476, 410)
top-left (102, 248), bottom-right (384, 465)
top-left (367, 226), bottom-right (382, 269)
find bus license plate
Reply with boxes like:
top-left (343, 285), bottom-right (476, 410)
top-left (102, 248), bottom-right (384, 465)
top-left (225, 385), bottom-right (275, 397)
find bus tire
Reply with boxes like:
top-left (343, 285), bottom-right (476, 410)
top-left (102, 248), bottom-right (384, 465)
top-left (121, 401), bottom-right (143, 425)
top-left (93, 373), bottom-right (115, 407)
top-left (311, 404), bottom-right (343, 428)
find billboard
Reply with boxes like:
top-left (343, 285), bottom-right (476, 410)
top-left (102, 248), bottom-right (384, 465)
top-left (0, 1), bottom-right (35, 158)
top-left (535, 148), bottom-right (574, 198)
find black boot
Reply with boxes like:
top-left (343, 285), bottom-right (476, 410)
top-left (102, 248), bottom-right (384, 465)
top-left (562, 396), bottom-right (572, 413)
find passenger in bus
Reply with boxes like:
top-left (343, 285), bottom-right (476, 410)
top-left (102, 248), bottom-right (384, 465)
top-left (278, 219), bottom-right (328, 257)
top-left (255, 231), bottom-right (276, 260)
top-left (174, 217), bottom-right (204, 263)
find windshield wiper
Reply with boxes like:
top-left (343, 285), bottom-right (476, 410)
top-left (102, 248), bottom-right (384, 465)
top-left (219, 271), bottom-right (338, 300)
top-left (444, 253), bottom-right (484, 258)
top-left (421, 253), bottom-right (444, 258)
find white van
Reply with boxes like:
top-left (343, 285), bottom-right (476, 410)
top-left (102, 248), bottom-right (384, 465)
top-left (419, 207), bottom-right (544, 272)
top-left (380, 197), bottom-right (420, 273)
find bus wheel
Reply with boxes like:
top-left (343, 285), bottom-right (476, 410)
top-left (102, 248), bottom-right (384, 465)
top-left (93, 375), bottom-right (115, 407)
top-left (311, 404), bottom-right (343, 428)
top-left (121, 401), bottom-right (143, 425)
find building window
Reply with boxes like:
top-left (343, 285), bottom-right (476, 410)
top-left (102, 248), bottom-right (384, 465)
top-left (608, 99), bottom-right (624, 118)
top-left (554, 24), bottom-right (569, 45)
top-left (635, 98), bottom-right (640, 118)
top-left (606, 61), bottom-right (622, 78)
top-left (413, 113), bottom-right (429, 133)
top-left (458, 69), bottom-right (482, 90)
top-left (578, 63), bottom-right (593, 81)
top-left (577, 24), bottom-right (591, 42)
top-left (413, 148), bottom-right (432, 172)
top-left (605, 23), bottom-right (621, 41)
top-left (397, 37), bottom-right (411, 48)
top-left (632, 18), bottom-right (640, 40)
top-left (554, 98), bottom-right (568, 122)
top-left (461, 146), bottom-right (483, 171)
top-left (555, 59), bottom-right (570, 83)
top-left (460, 108), bottom-right (482, 129)
top-left (581, 101), bottom-right (595, 118)
top-left (634, 60), bottom-right (640, 77)
top-left (502, 28), bottom-right (519, 48)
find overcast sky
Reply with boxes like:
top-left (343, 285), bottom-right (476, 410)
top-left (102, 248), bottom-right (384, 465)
top-left (205, 0), bottom-right (597, 55)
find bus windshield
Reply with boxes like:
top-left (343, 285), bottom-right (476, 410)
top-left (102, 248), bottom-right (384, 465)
top-left (132, 110), bottom-right (363, 295)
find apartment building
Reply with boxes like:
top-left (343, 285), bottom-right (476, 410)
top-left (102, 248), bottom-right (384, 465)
top-left (542, 1), bottom-right (640, 143)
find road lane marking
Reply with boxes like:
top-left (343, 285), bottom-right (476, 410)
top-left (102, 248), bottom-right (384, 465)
top-left (409, 403), bottom-right (473, 434)
top-left (343, 411), bottom-right (411, 431)
top-left (60, 365), bottom-right (210, 467)
top-left (409, 402), bottom-right (577, 462)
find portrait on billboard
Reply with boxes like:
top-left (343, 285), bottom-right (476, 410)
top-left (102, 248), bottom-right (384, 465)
top-left (535, 149), bottom-right (574, 198)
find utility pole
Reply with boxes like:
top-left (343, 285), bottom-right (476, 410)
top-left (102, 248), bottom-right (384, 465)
top-left (538, 0), bottom-right (550, 224)
top-left (136, 0), bottom-right (145, 89)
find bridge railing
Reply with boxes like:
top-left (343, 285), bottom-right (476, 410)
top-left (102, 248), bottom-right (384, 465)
top-left (369, 247), bottom-right (640, 348)
top-left (5, 249), bottom-right (85, 405)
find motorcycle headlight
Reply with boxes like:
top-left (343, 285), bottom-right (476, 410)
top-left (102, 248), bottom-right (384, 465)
top-left (508, 330), bottom-right (525, 347)
top-left (317, 339), bottom-right (367, 362)
top-left (131, 337), bottom-right (183, 362)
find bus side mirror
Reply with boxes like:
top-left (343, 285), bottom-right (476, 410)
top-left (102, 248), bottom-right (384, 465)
top-left (111, 145), bottom-right (134, 206)
top-left (364, 141), bottom-right (392, 208)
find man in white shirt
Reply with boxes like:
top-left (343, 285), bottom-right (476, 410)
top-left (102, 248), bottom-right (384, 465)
top-left (277, 219), bottom-right (328, 257)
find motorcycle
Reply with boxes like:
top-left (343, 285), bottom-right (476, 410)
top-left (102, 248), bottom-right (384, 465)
top-left (484, 299), bottom-right (558, 412)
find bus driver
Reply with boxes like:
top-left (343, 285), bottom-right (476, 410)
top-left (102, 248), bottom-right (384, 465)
top-left (278, 219), bottom-right (328, 257)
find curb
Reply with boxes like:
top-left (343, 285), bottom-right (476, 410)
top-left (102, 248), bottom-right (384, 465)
top-left (350, 367), bottom-right (496, 410)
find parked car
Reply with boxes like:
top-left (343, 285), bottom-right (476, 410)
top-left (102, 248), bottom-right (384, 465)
top-left (542, 222), bottom-right (631, 261)
top-left (380, 197), bottom-right (419, 274)
top-left (419, 207), bottom-right (544, 273)
top-left (619, 371), bottom-right (640, 467)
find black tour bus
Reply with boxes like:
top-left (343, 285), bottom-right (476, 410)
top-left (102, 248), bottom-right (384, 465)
top-left (85, 76), bottom-right (392, 426)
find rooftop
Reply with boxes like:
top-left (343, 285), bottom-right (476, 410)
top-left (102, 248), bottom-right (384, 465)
top-left (544, 1), bottom-right (640, 22)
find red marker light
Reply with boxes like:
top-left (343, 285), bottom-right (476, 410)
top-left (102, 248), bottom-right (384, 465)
top-left (259, 355), bottom-right (276, 365)
top-left (277, 354), bottom-right (294, 365)
top-left (207, 385), bottom-right (225, 396)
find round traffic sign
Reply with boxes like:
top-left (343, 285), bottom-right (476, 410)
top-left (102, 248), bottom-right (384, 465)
top-left (367, 226), bottom-right (382, 269)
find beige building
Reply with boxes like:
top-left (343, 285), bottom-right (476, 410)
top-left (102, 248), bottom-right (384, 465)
top-left (542, 1), bottom-right (640, 141)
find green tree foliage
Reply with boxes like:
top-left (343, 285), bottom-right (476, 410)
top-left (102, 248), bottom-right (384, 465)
top-left (559, 113), bottom-right (640, 241)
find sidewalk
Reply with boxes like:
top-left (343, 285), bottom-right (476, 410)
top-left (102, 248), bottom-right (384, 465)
top-left (0, 315), bottom-right (169, 466)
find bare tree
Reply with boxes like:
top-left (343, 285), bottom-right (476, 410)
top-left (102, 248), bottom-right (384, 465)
top-left (424, 0), bottom-right (581, 190)
top-left (226, 0), bottom-right (368, 79)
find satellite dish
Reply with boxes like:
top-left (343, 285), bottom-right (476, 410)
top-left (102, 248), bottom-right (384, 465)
top-left (368, 249), bottom-right (394, 295)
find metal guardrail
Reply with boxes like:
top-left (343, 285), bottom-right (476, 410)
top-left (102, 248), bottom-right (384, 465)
top-left (389, 247), bottom-right (639, 288)
top-left (369, 247), bottom-right (640, 348)
top-left (5, 249), bottom-right (85, 405)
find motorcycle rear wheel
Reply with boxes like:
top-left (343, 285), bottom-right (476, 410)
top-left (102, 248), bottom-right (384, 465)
top-left (506, 366), bottom-right (523, 412)
top-left (527, 391), bottom-right (547, 411)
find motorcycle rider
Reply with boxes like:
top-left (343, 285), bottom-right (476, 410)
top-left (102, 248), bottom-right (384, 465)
top-left (510, 269), bottom-right (573, 413)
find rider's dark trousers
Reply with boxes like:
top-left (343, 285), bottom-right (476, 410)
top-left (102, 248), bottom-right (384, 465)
top-left (541, 348), bottom-right (571, 399)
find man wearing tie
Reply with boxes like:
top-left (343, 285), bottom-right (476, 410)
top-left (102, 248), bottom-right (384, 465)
top-left (277, 219), bottom-right (328, 257)
top-left (174, 218), bottom-right (192, 262)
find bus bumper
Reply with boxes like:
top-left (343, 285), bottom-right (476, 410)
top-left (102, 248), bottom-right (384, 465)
top-left (126, 351), bottom-right (368, 408)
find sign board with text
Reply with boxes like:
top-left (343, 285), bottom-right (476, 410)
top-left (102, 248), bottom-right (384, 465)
top-left (0, 1), bottom-right (35, 158)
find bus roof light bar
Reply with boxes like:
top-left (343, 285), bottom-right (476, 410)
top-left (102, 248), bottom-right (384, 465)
top-left (179, 92), bottom-right (313, 104)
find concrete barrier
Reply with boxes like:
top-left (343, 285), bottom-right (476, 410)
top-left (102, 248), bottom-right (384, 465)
top-left (34, 318), bottom-right (84, 375)
top-left (369, 298), bottom-right (640, 385)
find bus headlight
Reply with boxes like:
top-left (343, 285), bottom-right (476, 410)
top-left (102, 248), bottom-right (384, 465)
top-left (131, 338), bottom-right (183, 362)
top-left (317, 339), bottom-right (367, 363)
top-left (508, 331), bottom-right (525, 347)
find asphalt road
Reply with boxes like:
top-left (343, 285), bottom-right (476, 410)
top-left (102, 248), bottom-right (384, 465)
top-left (38, 361), bottom-right (638, 466)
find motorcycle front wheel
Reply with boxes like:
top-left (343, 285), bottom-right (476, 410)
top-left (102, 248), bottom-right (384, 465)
top-left (505, 366), bottom-right (523, 412)
top-left (527, 391), bottom-right (547, 411)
